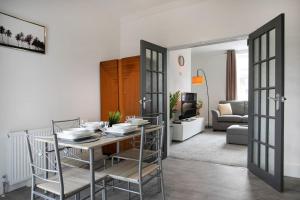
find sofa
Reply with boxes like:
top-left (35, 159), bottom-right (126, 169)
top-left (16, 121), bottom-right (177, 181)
top-left (211, 100), bottom-right (248, 131)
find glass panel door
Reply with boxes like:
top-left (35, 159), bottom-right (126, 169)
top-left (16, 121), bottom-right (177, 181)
top-left (140, 40), bottom-right (167, 158)
top-left (248, 14), bottom-right (285, 192)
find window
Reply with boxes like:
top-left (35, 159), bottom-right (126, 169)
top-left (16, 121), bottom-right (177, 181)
top-left (236, 52), bottom-right (249, 100)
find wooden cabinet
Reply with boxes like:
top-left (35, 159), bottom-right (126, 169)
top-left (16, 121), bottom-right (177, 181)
top-left (100, 56), bottom-right (140, 155)
top-left (118, 56), bottom-right (140, 121)
top-left (100, 59), bottom-right (119, 121)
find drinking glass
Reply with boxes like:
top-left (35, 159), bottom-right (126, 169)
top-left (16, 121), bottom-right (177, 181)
top-left (104, 121), bottom-right (109, 129)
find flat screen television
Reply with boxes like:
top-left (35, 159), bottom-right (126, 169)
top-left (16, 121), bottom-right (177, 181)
top-left (180, 92), bottom-right (197, 120)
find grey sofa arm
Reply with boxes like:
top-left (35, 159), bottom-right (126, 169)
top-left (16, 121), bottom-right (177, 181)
top-left (211, 109), bottom-right (220, 131)
top-left (211, 109), bottom-right (220, 120)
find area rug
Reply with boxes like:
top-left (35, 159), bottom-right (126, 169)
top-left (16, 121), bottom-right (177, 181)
top-left (169, 129), bottom-right (247, 167)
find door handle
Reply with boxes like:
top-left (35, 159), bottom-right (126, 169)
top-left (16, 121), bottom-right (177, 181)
top-left (139, 97), bottom-right (151, 110)
top-left (268, 93), bottom-right (287, 111)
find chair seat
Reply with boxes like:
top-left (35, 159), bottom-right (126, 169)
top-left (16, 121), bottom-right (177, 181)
top-left (113, 148), bottom-right (157, 161)
top-left (37, 167), bottom-right (106, 197)
top-left (103, 160), bottom-right (159, 184)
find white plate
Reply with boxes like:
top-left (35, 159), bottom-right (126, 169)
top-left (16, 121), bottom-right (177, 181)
top-left (105, 126), bottom-right (137, 136)
top-left (82, 122), bottom-right (101, 131)
top-left (57, 128), bottom-right (94, 140)
top-left (112, 123), bottom-right (138, 131)
top-left (129, 119), bottom-right (149, 126)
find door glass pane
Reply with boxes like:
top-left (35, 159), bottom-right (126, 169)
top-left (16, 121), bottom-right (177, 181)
top-left (145, 94), bottom-right (151, 113)
top-left (254, 38), bottom-right (259, 62)
top-left (152, 72), bottom-right (157, 92)
top-left (158, 94), bottom-right (163, 113)
top-left (269, 89), bottom-right (276, 117)
top-left (254, 64), bottom-right (259, 88)
top-left (146, 49), bottom-right (151, 70)
top-left (254, 91), bottom-right (259, 114)
top-left (261, 62), bottom-right (267, 88)
top-left (152, 94), bottom-right (157, 113)
top-left (158, 53), bottom-right (163, 72)
top-left (261, 117), bottom-right (266, 142)
top-left (269, 59), bottom-right (275, 87)
top-left (261, 90), bottom-right (266, 115)
top-left (146, 71), bottom-right (151, 92)
top-left (269, 119), bottom-right (275, 146)
top-left (261, 34), bottom-right (267, 60)
top-left (269, 29), bottom-right (276, 57)
top-left (254, 116), bottom-right (259, 139)
top-left (260, 144), bottom-right (266, 170)
top-left (158, 73), bottom-right (163, 92)
top-left (253, 141), bottom-right (258, 165)
top-left (152, 51), bottom-right (157, 71)
top-left (268, 148), bottom-right (275, 175)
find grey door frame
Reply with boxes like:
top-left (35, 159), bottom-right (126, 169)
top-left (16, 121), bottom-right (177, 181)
top-left (140, 40), bottom-right (168, 159)
top-left (247, 13), bottom-right (285, 192)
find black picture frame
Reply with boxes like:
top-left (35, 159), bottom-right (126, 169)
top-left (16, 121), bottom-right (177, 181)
top-left (0, 11), bottom-right (46, 54)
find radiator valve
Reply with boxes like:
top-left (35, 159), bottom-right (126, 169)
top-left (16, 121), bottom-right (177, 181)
top-left (1, 175), bottom-right (8, 197)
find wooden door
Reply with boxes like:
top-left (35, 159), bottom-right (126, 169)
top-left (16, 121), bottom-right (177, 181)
top-left (100, 56), bottom-right (141, 155)
top-left (100, 59), bottom-right (119, 121)
top-left (248, 14), bottom-right (285, 191)
top-left (119, 56), bottom-right (140, 121)
top-left (117, 56), bottom-right (140, 152)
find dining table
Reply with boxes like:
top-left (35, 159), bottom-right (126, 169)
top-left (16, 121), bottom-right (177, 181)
top-left (36, 124), bottom-right (163, 200)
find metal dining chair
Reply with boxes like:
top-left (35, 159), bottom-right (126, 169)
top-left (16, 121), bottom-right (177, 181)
top-left (103, 119), bottom-right (166, 200)
top-left (25, 130), bottom-right (106, 200)
top-left (111, 116), bottom-right (162, 163)
top-left (52, 118), bottom-right (107, 169)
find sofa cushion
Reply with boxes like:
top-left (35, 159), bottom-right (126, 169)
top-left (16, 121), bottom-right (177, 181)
top-left (218, 103), bottom-right (232, 115)
top-left (218, 115), bottom-right (243, 123)
top-left (242, 115), bottom-right (248, 123)
top-left (244, 102), bottom-right (248, 115)
top-left (219, 100), bottom-right (247, 115)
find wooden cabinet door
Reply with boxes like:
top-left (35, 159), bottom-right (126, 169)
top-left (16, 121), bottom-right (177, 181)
top-left (119, 56), bottom-right (140, 122)
top-left (100, 59), bottom-right (119, 121)
top-left (100, 56), bottom-right (140, 155)
top-left (118, 56), bottom-right (140, 152)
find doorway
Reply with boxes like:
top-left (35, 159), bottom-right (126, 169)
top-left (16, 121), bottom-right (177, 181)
top-left (140, 14), bottom-right (285, 192)
top-left (168, 39), bottom-right (249, 168)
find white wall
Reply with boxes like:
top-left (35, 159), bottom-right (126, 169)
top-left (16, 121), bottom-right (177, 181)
top-left (120, 0), bottom-right (300, 178)
top-left (191, 52), bottom-right (227, 125)
top-left (168, 48), bottom-right (191, 93)
top-left (167, 48), bottom-right (191, 149)
top-left (0, 0), bottom-right (120, 193)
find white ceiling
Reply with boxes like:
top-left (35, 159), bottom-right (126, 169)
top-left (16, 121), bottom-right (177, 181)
top-left (191, 40), bottom-right (248, 56)
top-left (106, 0), bottom-right (184, 16)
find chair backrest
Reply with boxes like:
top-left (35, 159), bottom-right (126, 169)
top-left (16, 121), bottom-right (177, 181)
top-left (52, 117), bottom-right (80, 134)
top-left (137, 116), bottom-right (164, 181)
top-left (25, 130), bottom-right (64, 197)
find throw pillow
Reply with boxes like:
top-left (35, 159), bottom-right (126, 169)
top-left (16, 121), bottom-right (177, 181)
top-left (218, 103), bottom-right (233, 115)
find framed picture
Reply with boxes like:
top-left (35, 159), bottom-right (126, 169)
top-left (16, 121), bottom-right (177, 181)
top-left (0, 11), bottom-right (46, 54)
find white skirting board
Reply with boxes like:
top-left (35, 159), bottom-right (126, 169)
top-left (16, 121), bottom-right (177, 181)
top-left (285, 163), bottom-right (300, 178)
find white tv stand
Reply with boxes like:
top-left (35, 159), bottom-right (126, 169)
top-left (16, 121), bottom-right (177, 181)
top-left (172, 117), bottom-right (205, 141)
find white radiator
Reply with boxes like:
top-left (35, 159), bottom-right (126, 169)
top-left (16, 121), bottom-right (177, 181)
top-left (7, 128), bottom-right (53, 185)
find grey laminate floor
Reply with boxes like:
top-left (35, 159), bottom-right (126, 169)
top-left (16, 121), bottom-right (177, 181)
top-left (2, 158), bottom-right (300, 200)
